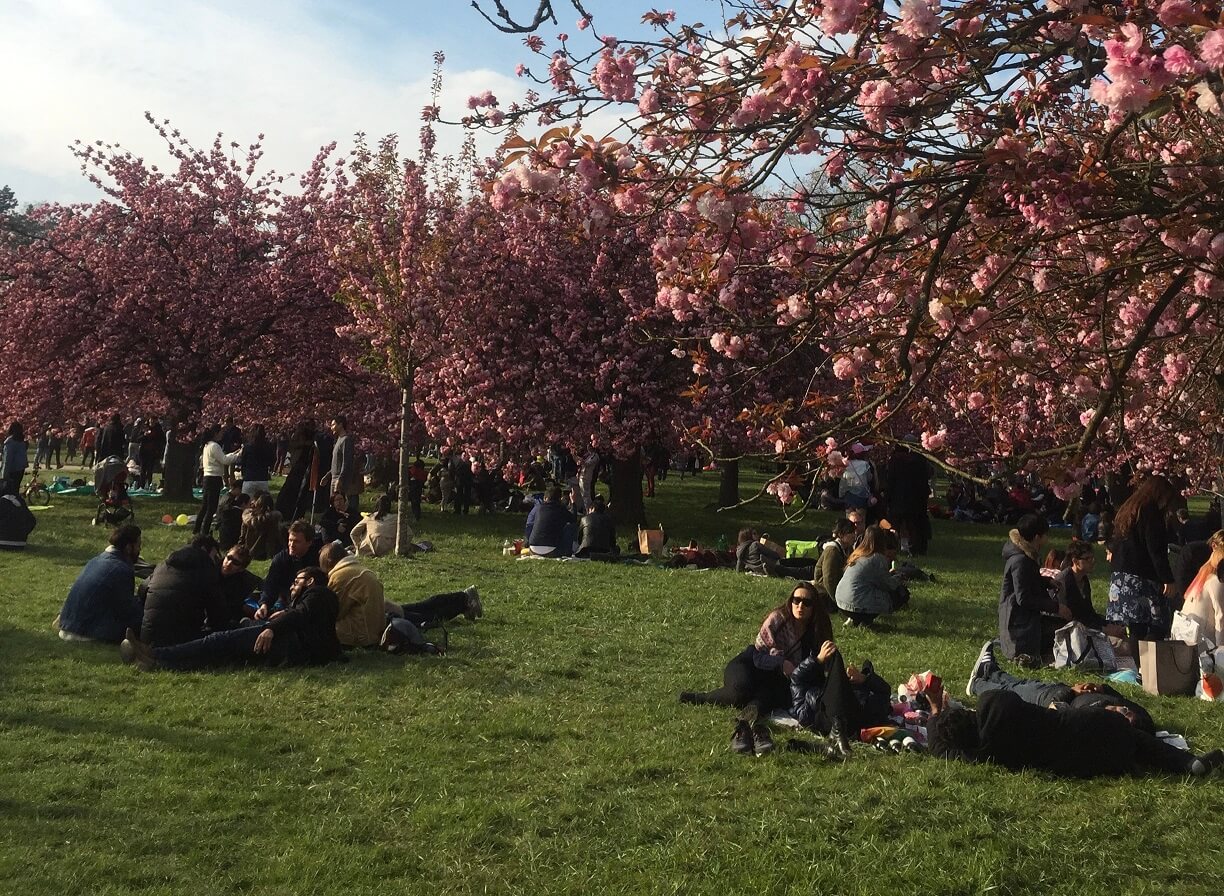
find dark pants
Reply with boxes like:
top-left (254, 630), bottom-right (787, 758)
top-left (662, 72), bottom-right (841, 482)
top-left (453, 483), bottom-right (470, 514)
top-left (793, 651), bottom-right (862, 734)
top-left (195, 475), bottom-right (223, 534)
top-left (396, 592), bottom-right (468, 628)
top-left (82, 447), bottom-right (96, 467)
top-left (152, 624), bottom-right (302, 670)
top-left (686, 648), bottom-right (792, 720)
top-left (408, 488), bottom-right (422, 522)
top-left (775, 558), bottom-right (815, 580)
top-left (971, 668), bottom-right (1074, 707)
top-left (844, 611), bottom-right (878, 625)
top-left (2, 473), bottom-right (21, 496)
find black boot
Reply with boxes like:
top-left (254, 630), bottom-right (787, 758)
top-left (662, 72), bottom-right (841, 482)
top-left (828, 720), bottom-right (853, 759)
top-left (731, 720), bottom-right (755, 755)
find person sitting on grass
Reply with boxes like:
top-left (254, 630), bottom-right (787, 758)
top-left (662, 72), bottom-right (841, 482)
top-left (680, 582), bottom-right (827, 757)
top-left (998, 513), bottom-right (1069, 667)
top-left (219, 544), bottom-right (262, 625)
top-left (789, 585), bottom-right (893, 759)
top-left (254, 520), bottom-right (321, 619)
top-left (1054, 540), bottom-right (1121, 634)
top-left (576, 494), bottom-right (618, 558)
top-left (120, 566), bottom-right (341, 671)
top-left (318, 542), bottom-right (483, 650)
top-left (349, 494), bottom-right (400, 557)
top-left (815, 519), bottom-right (857, 603)
top-left (926, 686), bottom-right (1223, 778)
top-left (240, 492), bottom-right (284, 561)
top-left (139, 535), bottom-right (232, 648)
top-left (525, 485), bottom-right (575, 557)
top-left (1180, 529), bottom-right (1224, 648)
top-left (834, 526), bottom-right (907, 627)
top-left (734, 528), bottom-right (815, 580)
top-left (56, 524), bottom-right (144, 643)
top-left (963, 639), bottom-right (1155, 733)
top-left (215, 483), bottom-right (248, 552)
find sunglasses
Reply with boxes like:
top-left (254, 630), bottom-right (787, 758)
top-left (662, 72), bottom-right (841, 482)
top-left (791, 597), bottom-right (816, 607)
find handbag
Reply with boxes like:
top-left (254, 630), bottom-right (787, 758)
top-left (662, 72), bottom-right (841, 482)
top-left (1138, 639), bottom-right (1200, 696)
top-left (1052, 621), bottom-right (1118, 673)
top-left (1169, 611), bottom-right (1202, 647)
top-left (637, 524), bottom-right (667, 556)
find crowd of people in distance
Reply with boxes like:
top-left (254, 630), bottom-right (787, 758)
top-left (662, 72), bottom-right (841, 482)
top-left (14, 406), bottom-right (1224, 782)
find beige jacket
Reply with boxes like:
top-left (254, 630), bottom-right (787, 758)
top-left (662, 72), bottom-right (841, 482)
top-left (328, 555), bottom-right (386, 648)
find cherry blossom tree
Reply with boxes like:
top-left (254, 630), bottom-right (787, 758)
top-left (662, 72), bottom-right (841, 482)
top-left (468, 0), bottom-right (1224, 493)
top-left (0, 116), bottom-right (351, 498)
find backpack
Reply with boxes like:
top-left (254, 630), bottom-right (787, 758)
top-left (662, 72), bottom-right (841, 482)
top-left (379, 617), bottom-right (446, 655)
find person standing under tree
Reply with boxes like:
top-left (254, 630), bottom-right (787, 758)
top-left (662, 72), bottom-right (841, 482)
top-left (194, 426), bottom-right (242, 536)
top-left (329, 416), bottom-right (361, 517)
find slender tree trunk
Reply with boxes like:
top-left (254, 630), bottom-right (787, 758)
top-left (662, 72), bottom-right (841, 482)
top-left (162, 427), bottom-right (196, 501)
top-left (395, 377), bottom-right (415, 557)
top-left (717, 458), bottom-right (740, 509)
top-left (610, 452), bottom-right (646, 528)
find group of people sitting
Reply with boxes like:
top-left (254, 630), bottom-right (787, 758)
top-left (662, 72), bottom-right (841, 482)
top-left (522, 486), bottom-right (619, 558)
top-left (678, 575), bottom-right (1223, 777)
top-left (734, 516), bottom-right (912, 628)
top-left (53, 519), bottom-right (483, 671)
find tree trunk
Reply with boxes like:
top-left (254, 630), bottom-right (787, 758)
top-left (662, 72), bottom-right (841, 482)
top-left (395, 378), bottom-right (415, 557)
top-left (162, 432), bottom-right (196, 502)
top-left (717, 458), bottom-right (740, 509)
top-left (610, 452), bottom-right (646, 528)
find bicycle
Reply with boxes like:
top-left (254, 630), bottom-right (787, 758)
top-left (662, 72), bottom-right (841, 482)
top-left (23, 473), bottom-right (51, 507)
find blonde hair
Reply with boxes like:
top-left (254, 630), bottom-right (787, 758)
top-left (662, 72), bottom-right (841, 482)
top-left (1186, 530), bottom-right (1224, 602)
top-left (846, 525), bottom-right (899, 567)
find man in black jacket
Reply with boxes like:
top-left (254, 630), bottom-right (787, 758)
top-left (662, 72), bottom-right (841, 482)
top-left (964, 639), bottom-right (1156, 734)
top-left (576, 495), bottom-right (618, 557)
top-left (139, 536), bottom-right (231, 647)
top-left (121, 567), bottom-right (340, 671)
top-left (255, 520), bottom-right (321, 617)
top-left (926, 689), bottom-right (1221, 778)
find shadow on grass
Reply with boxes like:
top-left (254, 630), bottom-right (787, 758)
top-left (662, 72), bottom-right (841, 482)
top-left (0, 705), bottom-right (267, 761)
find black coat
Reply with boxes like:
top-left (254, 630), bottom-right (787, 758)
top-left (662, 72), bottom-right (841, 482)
top-left (1110, 506), bottom-right (1174, 584)
top-left (267, 583), bottom-right (341, 665)
top-left (1054, 568), bottom-right (1105, 629)
top-left (140, 546), bottom-right (230, 647)
top-left (998, 536), bottom-right (1059, 659)
top-left (95, 422), bottom-right (125, 462)
top-left (974, 690), bottom-right (1178, 777)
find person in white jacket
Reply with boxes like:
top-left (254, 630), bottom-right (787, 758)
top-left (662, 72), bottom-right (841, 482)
top-left (194, 425), bottom-right (242, 536)
top-left (350, 494), bottom-right (407, 557)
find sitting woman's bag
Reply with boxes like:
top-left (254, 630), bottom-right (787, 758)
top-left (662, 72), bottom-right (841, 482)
top-left (1052, 621), bottom-right (1117, 672)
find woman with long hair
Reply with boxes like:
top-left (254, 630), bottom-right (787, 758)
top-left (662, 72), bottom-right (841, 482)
top-left (350, 493), bottom-right (403, 557)
top-left (1106, 474), bottom-right (1180, 644)
top-left (240, 492), bottom-right (284, 561)
top-left (240, 424), bottom-right (276, 497)
top-left (2, 422), bottom-right (29, 496)
top-left (1181, 530), bottom-right (1224, 649)
top-left (681, 582), bottom-right (831, 756)
top-left (834, 525), bottom-right (907, 627)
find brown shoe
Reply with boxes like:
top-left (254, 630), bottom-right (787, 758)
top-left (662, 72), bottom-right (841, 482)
top-left (120, 634), bottom-right (158, 672)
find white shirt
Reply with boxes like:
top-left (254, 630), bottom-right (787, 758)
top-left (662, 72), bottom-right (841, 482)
top-left (201, 440), bottom-right (242, 478)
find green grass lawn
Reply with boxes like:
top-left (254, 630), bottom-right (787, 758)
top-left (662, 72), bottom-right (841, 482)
top-left (2, 470), bottom-right (1222, 895)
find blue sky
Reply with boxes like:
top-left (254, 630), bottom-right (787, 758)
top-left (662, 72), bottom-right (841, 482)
top-left (0, 0), bottom-right (714, 204)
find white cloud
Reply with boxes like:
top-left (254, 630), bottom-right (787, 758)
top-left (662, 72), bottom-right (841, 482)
top-left (0, 0), bottom-right (522, 203)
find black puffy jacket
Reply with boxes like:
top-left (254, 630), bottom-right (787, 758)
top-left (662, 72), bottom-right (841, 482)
top-left (140, 546), bottom-right (229, 647)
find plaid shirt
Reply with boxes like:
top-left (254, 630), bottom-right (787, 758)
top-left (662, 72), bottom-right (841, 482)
top-left (753, 609), bottom-right (806, 671)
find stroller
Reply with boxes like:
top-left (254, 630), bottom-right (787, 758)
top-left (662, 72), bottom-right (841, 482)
top-left (93, 456), bottom-right (135, 526)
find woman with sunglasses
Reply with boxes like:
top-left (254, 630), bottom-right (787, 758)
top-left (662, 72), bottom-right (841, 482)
top-left (681, 582), bottom-right (832, 756)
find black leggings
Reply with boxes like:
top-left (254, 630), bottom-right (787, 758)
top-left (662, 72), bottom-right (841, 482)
top-left (195, 475), bottom-right (223, 534)
top-left (395, 591), bottom-right (468, 628)
top-left (793, 651), bottom-right (860, 735)
top-left (685, 648), bottom-right (791, 720)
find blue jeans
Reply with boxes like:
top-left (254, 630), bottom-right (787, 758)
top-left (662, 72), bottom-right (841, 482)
top-left (972, 668), bottom-right (1074, 707)
top-left (153, 625), bottom-right (295, 670)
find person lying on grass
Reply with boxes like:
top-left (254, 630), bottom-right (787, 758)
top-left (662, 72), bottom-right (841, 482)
top-left (734, 527), bottom-right (814, 580)
top-left (926, 686), bottom-right (1223, 778)
top-left (964, 639), bottom-right (1155, 734)
top-left (680, 582), bottom-right (829, 757)
top-left (120, 566), bottom-right (341, 671)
